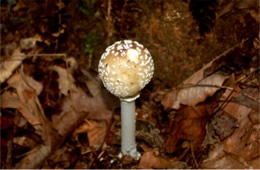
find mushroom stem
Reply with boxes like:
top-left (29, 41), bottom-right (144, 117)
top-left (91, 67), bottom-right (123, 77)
top-left (120, 100), bottom-right (140, 159)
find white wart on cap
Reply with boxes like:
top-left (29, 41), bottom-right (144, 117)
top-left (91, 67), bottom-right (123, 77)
top-left (98, 40), bottom-right (154, 101)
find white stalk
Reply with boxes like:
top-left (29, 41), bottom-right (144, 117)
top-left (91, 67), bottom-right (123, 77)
top-left (120, 100), bottom-right (140, 159)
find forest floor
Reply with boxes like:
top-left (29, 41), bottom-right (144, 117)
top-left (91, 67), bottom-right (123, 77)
top-left (0, 0), bottom-right (259, 168)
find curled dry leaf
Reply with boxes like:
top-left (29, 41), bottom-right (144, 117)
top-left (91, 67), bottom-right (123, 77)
top-left (50, 65), bottom-right (76, 96)
top-left (162, 73), bottom-right (228, 109)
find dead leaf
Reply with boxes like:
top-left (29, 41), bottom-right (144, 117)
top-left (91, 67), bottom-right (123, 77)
top-left (139, 149), bottom-right (172, 168)
top-left (224, 117), bottom-right (259, 161)
top-left (20, 35), bottom-right (42, 50)
top-left (8, 73), bottom-right (43, 95)
top-left (165, 101), bottom-right (217, 153)
top-left (2, 73), bottom-right (56, 147)
top-left (74, 120), bottom-right (107, 149)
top-left (50, 65), bottom-right (76, 96)
top-left (249, 110), bottom-right (260, 124)
top-left (162, 73), bottom-right (228, 109)
top-left (5, 73), bottom-right (42, 114)
top-left (136, 120), bottom-right (164, 148)
top-left (2, 73), bottom-right (45, 137)
top-left (204, 111), bottom-right (237, 145)
top-left (0, 48), bottom-right (25, 83)
top-left (15, 145), bottom-right (52, 168)
top-left (251, 157), bottom-right (260, 169)
top-left (13, 136), bottom-right (38, 149)
top-left (200, 143), bottom-right (247, 169)
top-left (4, 42), bottom-right (17, 56)
top-left (51, 88), bottom-right (91, 136)
top-left (222, 90), bottom-right (252, 123)
top-left (12, 0), bottom-right (26, 11)
top-left (41, 145), bottom-right (76, 169)
top-left (52, 87), bottom-right (112, 136)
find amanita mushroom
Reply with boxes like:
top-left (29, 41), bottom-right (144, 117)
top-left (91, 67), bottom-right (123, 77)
top-left (98, 40), bottom-right (154, 159)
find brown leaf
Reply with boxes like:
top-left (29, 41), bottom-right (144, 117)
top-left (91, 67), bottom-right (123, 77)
top-left (251, 157), bottom-right (260, 169)
top-left (13, 136), bottom-right (38, 149)
top-left (52, 87), bottom-right (112, 136)
top-left (20, 35), bottom-right (42, 50)
top-left (2, 74), bottom-right (45, 137)
top-left (51, 88), bottom-right (92, 136)
top-left (15, 145), bottom-right (52, 168)
top-left (74, 120), bottom-right (107, 149)
top-left (222, 90), bottom-right (252, 122)
top-left (224, 117), bottom-right (259, 161)
top-left (0, 48), bottom-right (25, 83)
top-left (162, 73), bottom-right (228, 109)
top-left (8, 73), bottom-right (43, 96)
top-left (42, 145), bottom-right (76, 169)
top-left (1, 92), bottom-right (33, 122)
top-left (50, 66), bottom-right (76, 96)
top-left (139, 149), bottom-right (172, 168)
top-left (200, 143), bottom-right (247, 169)
top-left (165, 101), bottom-right (216, 153)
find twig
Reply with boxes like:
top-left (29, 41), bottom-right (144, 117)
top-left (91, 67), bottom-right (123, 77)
top-left (178, 84), bottom-right (259, 103)
top-left (0, 53), bottom-right (67, 61)
top-left (182, 36), bottom-right (253, 85)
top-left (235, 67), bottom-right (260, 83)
top-left (190, 142), bottom-right (199, 168)
top-left (0, 52), bottom-right (67, 83)
top-left (106, 0), bottom-right (112, 45)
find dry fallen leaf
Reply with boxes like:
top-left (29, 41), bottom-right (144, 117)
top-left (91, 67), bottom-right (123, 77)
top-left (50, 65), bottom-right (76, 96)
top-left (139, 149), bottom-right (172, 168)
top-left (42, 145), bottom-right (76, 169)
top-left (2, 73), bottom-right (45, 137)
top-left (51, 86), bottom-right (113, 136)
top-left (15, 145), bottom-right (52, 168)
top-left (222, 90), bottom-right (252, 123)
top-left (220, 88), bottom-right (259, 162)
top-left (20, 35), bottom-right (42, 50)
top-left (200, 143), bottom-right (247, 169)
top-left (13, 136), bottom-right (38, 149)
top-left (0, 48), bottom-right (25, 83)
top-left (251, 157), bottom-right (260, 169)
top-left (201, 81), bottom-right (259, 169)
top-left (73, 120), bottom-right (107, 149)
top-left (165, 101), bottom-right (217, 153)
top-left (162, 73), bottom-right (228, 109)
top-left (224, 117), bottom-right (259, 161)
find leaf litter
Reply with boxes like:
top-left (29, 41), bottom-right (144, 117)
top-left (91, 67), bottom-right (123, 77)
top-left (1, 35), bottom-right (259, 169)
top-left (0, 1), bottom-right (259, 169)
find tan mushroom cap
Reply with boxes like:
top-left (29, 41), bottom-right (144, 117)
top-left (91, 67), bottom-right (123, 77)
top-left (98, 40), bottom-right (154, 101)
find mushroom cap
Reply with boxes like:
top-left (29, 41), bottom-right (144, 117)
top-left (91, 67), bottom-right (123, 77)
top-left (98, 40), bottom-right (154, 101)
